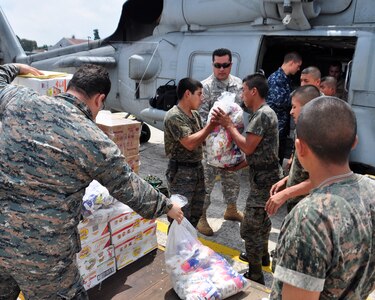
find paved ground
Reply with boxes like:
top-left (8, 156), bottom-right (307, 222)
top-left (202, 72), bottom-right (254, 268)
top-left (138, 124), bottom-right (287, 288)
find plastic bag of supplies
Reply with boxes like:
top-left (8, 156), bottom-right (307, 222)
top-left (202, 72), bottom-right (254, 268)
top-left (82, 180), bottom-right (115, 217)
top-left (206, 92), bottom-right (245, 168)
top-left (165, 218), bottom-right (249, 299)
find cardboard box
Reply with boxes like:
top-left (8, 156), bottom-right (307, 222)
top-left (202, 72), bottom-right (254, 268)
top-left (114, 223), bottom-right (157, 270)
top-left (77, 245), bottom-right (115, 275)
top-left (108, 202), bottom-right (140, 233)
top-left (110, 216), bottom-right (155, 246)
top-left (110, 218), bottom-right (139, 246)
top-left (96, 113), bottom-right (141, 157)
top-left (77, 232), bottom-right (111, 259)
top-left (81, 256), bottom-right (116, 290)
top-left (78, 218), bottom-right (109, 246)
top-left (126, 154), bottom-right (140, 174)
top-left (12, 71), bottom-right (72, 96)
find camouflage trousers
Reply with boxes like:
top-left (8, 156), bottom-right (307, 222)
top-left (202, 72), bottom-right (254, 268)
top-left (240, 167), bottom-right (281, 273)
top-left (0, 253), bottom-right (87, 300)
top-left (166, 161), bottom-right (205, 228)
top-left (202, 160), bottom-right (241, 211)
top-left (240, 207), bottom-right (271, 272)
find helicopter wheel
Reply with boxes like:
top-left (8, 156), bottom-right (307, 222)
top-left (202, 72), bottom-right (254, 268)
top-left (140, 123), bottom-right (151, 143)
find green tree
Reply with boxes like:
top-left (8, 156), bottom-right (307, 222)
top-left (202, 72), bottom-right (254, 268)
top-left (17, 36), bottom-right (38, 52)
top-left (93, 29), bottom-right (100, 40)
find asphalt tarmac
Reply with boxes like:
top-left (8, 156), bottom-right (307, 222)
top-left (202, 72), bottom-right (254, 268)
top-left (138, 124), bottom-right (288, 289)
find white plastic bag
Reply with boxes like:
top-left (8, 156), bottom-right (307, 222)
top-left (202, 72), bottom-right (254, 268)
top-left (165, 218), bottom-right (249, 299)
top-left (82, 180), bottom-right (115, 218)
top-left (206, 92), bottom-right (245, 168)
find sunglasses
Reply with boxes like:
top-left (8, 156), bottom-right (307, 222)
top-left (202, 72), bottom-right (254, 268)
top-left (213, 62), bottom-right (231, 69)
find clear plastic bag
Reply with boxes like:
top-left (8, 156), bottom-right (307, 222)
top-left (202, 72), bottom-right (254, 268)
top-left (206, 92), bottom-right (245, 168)
top-left (165, 218), bottom-right (249, 299)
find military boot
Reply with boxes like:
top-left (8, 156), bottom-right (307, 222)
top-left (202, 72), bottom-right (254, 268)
top-left (196, 213), bottom-right (213, 236)
top-left (224, 203), bottom-right (244, 222)
top-left (243, 264), bottom-right (265, 285)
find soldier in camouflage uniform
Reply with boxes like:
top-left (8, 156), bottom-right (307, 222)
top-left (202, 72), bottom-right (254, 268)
top-left (197, 48), bottom-right (244, 236)
top-left (0, 63), bottom-right (183, 300)
top-left (265, 85), bottom-right (321, 216)
top-left (271, 96), bottom-right (375, 299)
top-left (164, 77), bottom-right (218, 228)
top-left (213, 74), bottom-right (283, 285)
top-left (266, 52), bottom-right (302, 165)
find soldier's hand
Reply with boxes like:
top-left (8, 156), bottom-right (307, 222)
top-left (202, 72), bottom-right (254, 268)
top-left (265, 192), bottom-right (287, 216)
top-left (15, 63), bottom-right (44, 76)
top-left (270, 176), bottom-right (288, 196)
top-left (212, 107), bottom-right (233, 128)
top-left (167, 204), bottom-right (184, 224)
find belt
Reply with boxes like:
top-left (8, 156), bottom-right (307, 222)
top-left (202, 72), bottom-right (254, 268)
top-left (169, 160), bottom-right (201, 168)
top-left (250, 163), bottom-right (280, 171)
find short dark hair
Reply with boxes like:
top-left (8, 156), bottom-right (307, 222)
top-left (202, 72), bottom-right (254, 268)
top-left (212, 48), bottom-right (232, 62)
top-left (329, 60), bottom-right (342, 69)
top-left (291, 85), bottom-right (320, 105)
top-left (296, 96), bottom-right (357, 164)
top-left (321, 76), bottom-right (337, 88)
top-left (177, 77), bottom-right (203, 100)
top-left (242, 73), bottom-right (268, 98)
top-left (301, 66), bottom-right (321, 79)
top-left (68, 64), bottom-right (111, 98)
top-left (283, 52), bottom-right (302, 64)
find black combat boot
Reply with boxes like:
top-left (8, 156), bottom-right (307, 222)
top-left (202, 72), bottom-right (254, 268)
top-left (239, 252), bottom-right (270, 267)
top-left (243, 264), bottom-right (265, 285)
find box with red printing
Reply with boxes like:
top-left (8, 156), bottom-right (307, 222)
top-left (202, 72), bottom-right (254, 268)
top-left (96, 115), bottom-right (141, 157)
top-left (77, 245), bottom-right (115, 275)
top-left (78, 218), bottom-right (109, 246)
top-left (77, 232), bottom-right (111, 259)
top-left (114, 223), bottom-right (157, 270)
top-left (126, 154), bottom-right (140, 174)
top-left (81, 256), bottom-right (116, 290)
top-left (13, 71), bottom-right (72, 96)
top-left (110, 218), bottom-right (139, 246)
top-left (108, 203), bottom-right (140, 234)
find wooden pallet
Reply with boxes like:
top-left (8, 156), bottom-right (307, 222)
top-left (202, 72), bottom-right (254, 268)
top-left (87, 248), bottom-right (270, 300)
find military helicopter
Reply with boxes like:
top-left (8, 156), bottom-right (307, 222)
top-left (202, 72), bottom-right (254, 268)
top-left (1, 0), bottom-right (375, 174)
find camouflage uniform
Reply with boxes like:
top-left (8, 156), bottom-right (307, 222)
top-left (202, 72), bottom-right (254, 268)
top-left (164, 105), bottom-right (205, 227)
top-left (199, 74), bottom-right (243, 209)
top-left (241, 104), bottom-right (283, 281)
top-left (271, 174), bottom-right (375, 299)
top-left (285, 149), bottom-right (309, 213)
top-left (0, 64), bottom-right (173, 300)
top-left (266, 67), bottom-right (292, 162)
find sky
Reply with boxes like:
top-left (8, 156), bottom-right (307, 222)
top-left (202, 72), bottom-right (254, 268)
top-left (1, 0), bottom-right (126, 46)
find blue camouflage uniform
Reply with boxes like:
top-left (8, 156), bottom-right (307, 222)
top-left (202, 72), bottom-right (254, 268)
top-left (0, 64), bottom-right (173, 300)
top-left (266, 67), bottom-right (292, 163)
top-left (271, 174), bottom-right (375, 299)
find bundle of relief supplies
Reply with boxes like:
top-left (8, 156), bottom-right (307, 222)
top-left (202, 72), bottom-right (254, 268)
top-left (206, 92), bottom-right (245, 168)
top-left (165, 218), bottom-right (248, 299)
top-left (82, 180), bottom-right (115, 218)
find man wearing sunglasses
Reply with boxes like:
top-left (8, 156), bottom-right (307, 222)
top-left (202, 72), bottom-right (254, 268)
top-left (197, 48), bottom-right (244, 236)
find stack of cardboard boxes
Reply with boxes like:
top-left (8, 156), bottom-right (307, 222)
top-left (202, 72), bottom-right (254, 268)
top-left (76, 200), bottom-right (158, 290)
top-left (77, 112), bottom-right (156, 290)
top-left (96, 111), bottom-right (141, 174)
top-left (76, 215), bottom-right (115, 290)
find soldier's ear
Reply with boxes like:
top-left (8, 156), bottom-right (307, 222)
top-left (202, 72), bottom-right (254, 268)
top-left (295, 138), bottom-right (308, 159)
top-left (352, 135), bottom-right (359, 150)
